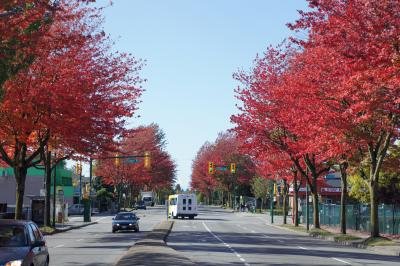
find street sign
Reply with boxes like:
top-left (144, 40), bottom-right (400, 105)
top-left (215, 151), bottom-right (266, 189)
top-left (216, 166), bottom-right (228, 171)
top-left (126, 157), bottom-right (141, 164)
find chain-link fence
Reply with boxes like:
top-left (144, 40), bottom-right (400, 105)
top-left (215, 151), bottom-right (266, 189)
top-left (301, 203), bottom-right (400, 234)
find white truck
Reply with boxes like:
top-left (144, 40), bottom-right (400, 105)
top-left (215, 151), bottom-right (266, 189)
top-left (140, 191), bottom-right (155, 206)
top-left (168, 194), bottom-right (198, 219)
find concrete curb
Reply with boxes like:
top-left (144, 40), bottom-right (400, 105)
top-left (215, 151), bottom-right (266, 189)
top-left (271, 224), bottom-right (400, 257)
top-left (115, 220), bottom-right (195, 266)
top-left (42, 221), bottom-right (98, 235)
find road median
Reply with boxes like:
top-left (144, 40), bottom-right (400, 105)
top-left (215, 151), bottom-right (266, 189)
top-left (115, 220), bottom-right (195, 266)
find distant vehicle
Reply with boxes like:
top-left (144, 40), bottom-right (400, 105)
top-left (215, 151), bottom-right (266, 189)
top-left (168, 194), bottom-right (197, 219)
top-left (112, 212), bottom-right (140, 233)
top-left (68, 204), bottom-right (84, 215)
top-left (140, 191), bottom-right (155, 206)
top-left (0, 219), bottom-right (49, 266)
top-left (134, 201), bottom-right (147, 210)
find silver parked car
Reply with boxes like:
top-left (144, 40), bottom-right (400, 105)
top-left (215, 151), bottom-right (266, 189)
top-left (0, 219), bottom-right (49, 266)
top-left (68, 204), bottom-right (84, 215)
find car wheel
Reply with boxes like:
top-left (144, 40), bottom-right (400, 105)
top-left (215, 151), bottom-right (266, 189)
top-left (44, 256), bottom-right (50, 266)
top-left (189, 215), bottom-right (194, 220)
top-left (112, 229), bottom-right (116, 233)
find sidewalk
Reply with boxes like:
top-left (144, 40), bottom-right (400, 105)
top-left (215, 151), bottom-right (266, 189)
top-left (115, 221), bottom-right (195, 266)
top-left (41, 215), bottom-right (100, 235)
top-left (244, 212), bottom-right (400, 257)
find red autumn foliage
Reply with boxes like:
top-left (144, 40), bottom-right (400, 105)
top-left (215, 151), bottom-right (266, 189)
top-left (0, 0), bottom-right (144, 219)
top-left (232, 0), bottom-right (400, 235)
top-left (96, 124), bottom-right (176, 193)
top-left (191, 132), bottom-right (255, 202)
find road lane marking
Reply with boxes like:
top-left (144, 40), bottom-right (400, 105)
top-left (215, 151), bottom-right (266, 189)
top-left (76, 239), bottom-right (83, 242)
top-left (251, 230), bottom-right (256, 233)
top-left (94, 217), bottom-right (108, 222)
top-left (202, 222), bottom-right (250, 266)
top-left (298, 246), bottom-right (308, 250)
top-left (331, 258), bottom-right (351, 265)
top-left (277, 239), bottom-right (284, 243)
top-left (55, 244), bottom-right (64, 248)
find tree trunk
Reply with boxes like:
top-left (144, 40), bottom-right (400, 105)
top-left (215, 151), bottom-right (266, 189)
top-left (340, 162), bottom-right (348, 234)
top-left (14, 166), bottom-right (28, 220)
top-left (293, 185), bottom-right (299, 226)
top-left (311, 192), bottom-right (319, 229)
top-left (261, 198), bottom-right (264, 212)
top-left (44, 151), bottom-right (51, 226)
top-left (283, 179), bottom-right (288, 224)
top-left (369, 181), bottom-right (379, 237)
top-left (292, 170), bottom-right (299, 226)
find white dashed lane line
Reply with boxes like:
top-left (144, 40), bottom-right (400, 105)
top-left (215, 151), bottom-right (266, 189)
top-left (331, 257), bottom-right (352, 265)
top-left (54, 244), bottom-right (64, 248)
top-left (203, 222), bottom-right (250, 266)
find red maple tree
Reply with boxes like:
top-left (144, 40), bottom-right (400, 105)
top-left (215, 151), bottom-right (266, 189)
top-left (0, 0), bottom-right (144, 219)
top-left (95, 124), bottom-right (176, 204)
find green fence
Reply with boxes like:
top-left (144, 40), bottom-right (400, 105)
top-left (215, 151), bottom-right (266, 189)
top-left (301, 203), bottom-right (400, 235)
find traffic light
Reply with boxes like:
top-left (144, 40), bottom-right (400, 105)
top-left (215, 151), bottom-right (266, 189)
top-left (115, 154), bottom-right (120, 166)
top-left (75, 162), bottom-right (82, 175)
top-left (144, 151), bottom-right (151, 169)
top-left (208, 162), bottom-right (214, 174)
top-left (230, 163), bottom-right (236, 174)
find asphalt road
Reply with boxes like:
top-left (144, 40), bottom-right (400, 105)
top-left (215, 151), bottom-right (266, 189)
top-left (167, 206), bottom-right (400, 266)
top-left (46, 206), bottom-right (166, 266)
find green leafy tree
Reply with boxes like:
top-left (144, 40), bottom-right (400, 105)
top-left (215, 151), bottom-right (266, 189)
top-left (250, 177), bottom-right (272, 211)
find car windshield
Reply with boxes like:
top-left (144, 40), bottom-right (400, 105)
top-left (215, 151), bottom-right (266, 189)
top-left (0, 225), bottom-right (27, 247)
top-left (115, 213), bottom-right (135, 220)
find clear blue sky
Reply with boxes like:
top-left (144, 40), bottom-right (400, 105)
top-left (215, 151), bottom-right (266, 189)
top-left (97, 0), bottom-right (308, 189)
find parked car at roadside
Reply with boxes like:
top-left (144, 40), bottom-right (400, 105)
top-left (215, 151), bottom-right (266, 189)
top-left (68, 204), bottom-right (98, 215)
top-left (68, 204), bottom-right (84, 215)
top-left (0, 219), bottom-right (49, 266)
top-left (112, 212), bottom-right (140, 233)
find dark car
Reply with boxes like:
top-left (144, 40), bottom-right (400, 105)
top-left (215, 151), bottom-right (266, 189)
top-left (112, 212), bottom-right (140, 233)
top-left (134, 201), bottom-right (146, 210)
top-left (0, 219), bottom-right (49, 266)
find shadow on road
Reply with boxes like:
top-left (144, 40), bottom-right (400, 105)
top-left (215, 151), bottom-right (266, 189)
top-left (168, 230), bottom-right (400, 264)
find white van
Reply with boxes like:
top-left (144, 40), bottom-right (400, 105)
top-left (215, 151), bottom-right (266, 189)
top-left (168, 194), bottom-right (198, 219)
